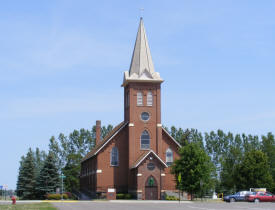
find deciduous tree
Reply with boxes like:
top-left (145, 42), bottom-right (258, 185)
top-left (235, 150), bottom-right (274, 191)
top-left (171, 142), bottom-right (214, 199)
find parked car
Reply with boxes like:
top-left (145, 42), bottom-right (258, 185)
top-left (246, 191), bottom-right (275, 202)
top-left (223, 191), bottom-right (252, 202)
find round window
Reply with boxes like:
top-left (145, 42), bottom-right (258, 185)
top-left (147, 162), bottom-right (155, 171)
top-left (141, 112), bottom-right (150, 121)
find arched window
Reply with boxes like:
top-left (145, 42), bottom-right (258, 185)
top-left (147, 91), bottom-right (153, 106)
top-left (141, 130), bottom-right (150, 149)
top-left (166, 148), bottom-right (173, 166)
top-left (137, 91), bottom-right (143, 106)
top-left (111, 147), bottom-right (119, 166)
top-left (146, 176), bottom-right (157, 187)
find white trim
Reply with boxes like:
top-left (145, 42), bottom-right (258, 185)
top-left (162, 127), bottom-right (182, 147)
top-left (137, 190), bottom-right (142, 193)
top-left (157, 123), bottom-right (162, 127)
top-left (137, 173), bottom-right (142, 176)
top-left (129, 123), bottom-right (134, 127)
top-left (132, 150), bottom-right (168, 168)
top-left (161, 173), bottom-right (165, 176)
top-left (93, 122), bottom-right (128, 156)
top-left (96, 169), bottom-right (102, 173)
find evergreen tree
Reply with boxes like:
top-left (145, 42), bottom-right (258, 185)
top-left (36, 152), bottom-right (60, 199)
top-left (34, 148), bottom-right (46, 175)
top-left (16, 155), bottom-right (25, 197)
top-left (20, 148), bottom-right (36, 199)
top-left (171, 142), bottom-right (214, 200)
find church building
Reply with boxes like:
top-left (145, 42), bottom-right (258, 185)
top-left (80, 18), bottom-right (181, 200)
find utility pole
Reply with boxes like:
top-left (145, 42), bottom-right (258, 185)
top-left (177, 173), bottom-right (181, 203)
top-left (59, 173), bottom-right (66, 200)
top-left (200, 180), bottom-right (203, 202)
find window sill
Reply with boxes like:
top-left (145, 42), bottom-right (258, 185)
top-left (137, 105), bottom-right (154, 107)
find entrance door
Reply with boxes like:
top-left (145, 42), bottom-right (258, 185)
top-left (145, 186), bottom-right (158, 200)
top-left (145, 176), bottom-right (158, 200)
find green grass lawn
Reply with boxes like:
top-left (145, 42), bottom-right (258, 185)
top-left (0, 203), bottom-right (57, 210)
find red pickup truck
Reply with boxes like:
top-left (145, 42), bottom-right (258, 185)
top-left (246, 191), bottom-right (275, 202)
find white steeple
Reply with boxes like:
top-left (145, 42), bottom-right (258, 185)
top-left (122, 18), bottom-right (163, 86)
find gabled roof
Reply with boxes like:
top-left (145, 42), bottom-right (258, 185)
top-left (122, 18), bottom-right (163, 86)
top-left (131, 150), bottom-right (168, 169)
top-left (81, 121), bottom-right (128, 162)
top-left (162, 127), bottom-right (182, 148)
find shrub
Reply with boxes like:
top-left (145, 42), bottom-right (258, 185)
top-left (116, 193), bottom-right (124, 199)
top-left (166, 195), bottom-right (179, 200)
top-left (65, 192), bottom-right (72, 198)
top-left (124, 194), bottom-right (132, 199)
top-left (116, 193), bottom-right (132, 199)
top-left (46, 194), bottom-right (69, 200)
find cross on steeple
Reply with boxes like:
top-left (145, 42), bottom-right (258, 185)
top-left (140, 8), bottom-right (144, 18)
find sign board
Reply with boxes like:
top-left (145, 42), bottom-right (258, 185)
top-left (3, 185), bottom-right (8, 190)
top-left (0, 186), bottom-right (3, 190)
top-left (108, 188), bottom-right (115, 193)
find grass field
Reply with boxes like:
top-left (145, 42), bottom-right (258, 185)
top-left (0, 203), bottom-right (57, 210)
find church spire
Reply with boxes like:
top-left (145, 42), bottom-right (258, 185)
top-left (129, 17), bottom-right (155, 77)
top-left (122, 18), bottom-right (163, 86)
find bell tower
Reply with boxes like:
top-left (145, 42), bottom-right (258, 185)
top-left (122, 18), bottom-right (164, 167)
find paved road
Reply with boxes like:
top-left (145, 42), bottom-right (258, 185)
top-left (53, 201), bottom-right (275, 210)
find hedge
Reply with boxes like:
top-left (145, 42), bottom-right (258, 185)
top-left (46, 193), bottom-right (69, 200)
top-left (116, 193), bottom-right (132, 199)
top-left (166, 195), bottom-right (179, 200)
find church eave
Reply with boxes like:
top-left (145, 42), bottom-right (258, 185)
top-left (81, 121), bottom-right (128, 163)
top-left (131, 150), bottom-right (168, 169)
top-left (162, 127), bottom-right (182, 148)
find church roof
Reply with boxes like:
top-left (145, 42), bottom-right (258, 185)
top-left (81, 121), bottom-right (128, 162)
top-left (131, 150), bottom-right (168, 169)
top-left (162, 127), bottom-right (182, 148)
top-left (122, 18), bottom-right (163, 86)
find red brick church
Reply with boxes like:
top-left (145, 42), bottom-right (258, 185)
top-left (80, 18), bottom-right (181, 200)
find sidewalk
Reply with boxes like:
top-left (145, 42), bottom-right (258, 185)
top-left (1, 199), bottom-right (193, 204)
top-left (109, 200), bottom-right (193, 203)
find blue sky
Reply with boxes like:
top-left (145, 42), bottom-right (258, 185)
top-left (0, 0), bottom-right (274, 189)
